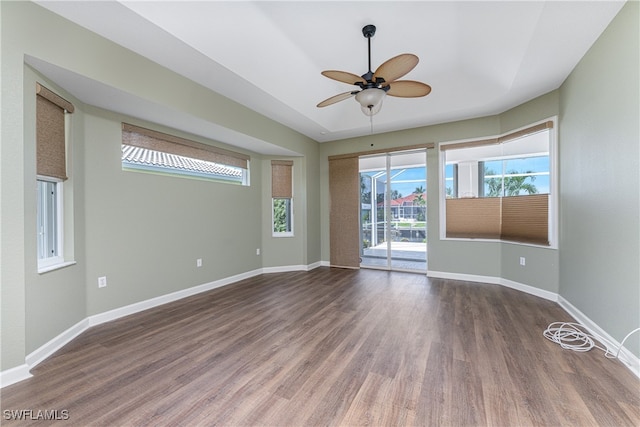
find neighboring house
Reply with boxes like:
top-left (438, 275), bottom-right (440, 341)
top-left (122, 145), bottom-right (244, 183)
top-left (388, 193), bottom-right (427, 221)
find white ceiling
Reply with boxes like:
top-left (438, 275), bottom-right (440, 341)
top-left (34, 1), bottom-right (624, 153)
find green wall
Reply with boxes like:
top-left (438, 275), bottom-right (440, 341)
top-left (82, 108), bottom-right (264, 315)
top-left (22, 67), bottom-right (88, 354)
top-left (319, 95), bottom-right (560, 293)
top-left (317, 3), bottom-right (639, 359)
top-left (559, 1), bottom-right (639, 356)
top-left (0, 1), bottom-right (320, 371)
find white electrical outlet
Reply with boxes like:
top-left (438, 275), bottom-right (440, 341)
top-left (196, 258), bottom-right (202, 267)
top-left (519, 257), bottom-right (526, 266)
top-left (256, 248), bottom-right (260, 256)
top-left (98, 276), bottom-right (107, 288)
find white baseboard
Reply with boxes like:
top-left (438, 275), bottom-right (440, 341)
top-left (4, 264), bottom-right (637, 388)
top-left (427, 270), bottom-right (558, 302)
top-left (316, 259), bottom-right (355, 269)
top-left (558, 296), bottom-right (640, 378)
top-left (23, 271), bottom-right (266, 380)
top-left (500, 278), bottom-right (559, 302)
top-left (262, 262), bottom-right (323, 274)
top-left (427, 270), bottom-right (638, 379)
top-left (427, 270), bottom-right (501, 285)
top-left (25, 318), bottom-right (90, 368)
top-left (1, 264), bottom-right (325, 388)
top-left (88, 268), bottom-right (263, 327)
top-left (0, 364), bottom-right (32, 388)
top-left (262, 265), bottom-right (306, 274)
top-left (306, 261), bottom-right (323, 270)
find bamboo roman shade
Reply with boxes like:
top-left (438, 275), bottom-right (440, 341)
top-left (36, 83), bottom-right (74, 181)
top-left (441, 121), bottom-right (553, 152)
top-left (329, 156), bottom-right (360, 269)
top-left (328, 143), bottom-right (435, 160)
top-left (271, 160), bottom-right (293, 198)
top-left (439, 138), bottom-right (499, 152)
top-left (122, 123), bottom-right (249, 169)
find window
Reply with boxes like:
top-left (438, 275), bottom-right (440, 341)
top-left (480, 156), bottom-right (549, 197)
top-left (121, 123), bottom-right (250, 185)
top-left (444, 164), bottom-right (457, 198)
top-left (271, 160), bottom-right (293, 236)
top-left (37, 179), bottom-right (62, 268)
top-left (440, 120), bottom-right (556, 246)
top-left (36, 83), bottom-right (74, 271)
top-left (273, 198), bottom-right (292, 234)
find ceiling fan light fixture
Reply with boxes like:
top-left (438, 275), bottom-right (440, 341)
top-left (355, 88), bottom-right (386, 116)
top-left (317, 24), bottom-right (430, 119)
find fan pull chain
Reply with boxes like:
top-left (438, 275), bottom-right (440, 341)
top-left (370, 113), bottom-right (374, 134)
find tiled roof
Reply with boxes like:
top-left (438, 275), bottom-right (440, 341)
top-left (389, 193), bottom-right (427, 206)
top-left (122, 145), bottom-right (243, 178)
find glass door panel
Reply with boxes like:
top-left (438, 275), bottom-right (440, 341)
top-left (359, 149), bottom-right (427, 272)
top-left (389, 151), bottom-right (427, 271)
top-left (359, 164), bottom-right (390, 269)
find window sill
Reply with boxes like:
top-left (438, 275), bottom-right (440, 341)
top-left (38, 261), bottom-right (76, 274)
top-left (272, 233), bottom-right (295, 238)
top-left (441, 237), bottom-right (557, 249)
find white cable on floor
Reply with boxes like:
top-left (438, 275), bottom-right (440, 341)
top-left (613, 327), bottom-right (640, 358)
top-left (543, 322), bottom-right (640, 363)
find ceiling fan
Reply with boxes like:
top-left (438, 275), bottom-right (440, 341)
top-left (317, 24), bottom-right (431, 116)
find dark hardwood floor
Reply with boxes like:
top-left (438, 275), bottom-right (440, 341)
top-left (2, 268), bottom-right (639, 426)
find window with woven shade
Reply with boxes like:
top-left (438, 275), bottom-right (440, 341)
top-left (36, 83), bottom-right (74, 271)
top-left (37, 83), bottom-right (73, 180)
top-left (121, 123), bottom-right (250, 185)
top-left (441, 120), bottom-right (556, 246)
top-left (272, 160), bottom-right (293, 236)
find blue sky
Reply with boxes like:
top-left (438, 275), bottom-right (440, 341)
top-left (363, 167), bottom-right (427, 199)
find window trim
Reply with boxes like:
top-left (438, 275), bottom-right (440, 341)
top-left (438, 117), bottom-right (558, 248)
top-left (272, 197), bottom-right (294, 237)
top-left (37, 177), bottom-right (66, 272)
top-left (121, 123), bottom-right (250, 185)
top-left (122, 155), bottom-right (248, 185)
top-left (122, 123), bottom-right (249, 168)
top-left (271, 160), bottom-right (294, 237)
top-left (35, 82), bottom-right (76, 273)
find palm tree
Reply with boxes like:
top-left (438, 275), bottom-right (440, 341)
top-left (413, 190), bottom-right (426, 221)
top-left (391, 189), bottom-right (403, 200)
top-left (503, 173), bottom-right (538, 196)
top-left (360, 175), bottom-right (371, 204)
top-left (485, 168), bottom-right (538, 197)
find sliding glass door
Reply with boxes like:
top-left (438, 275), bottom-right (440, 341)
top-left (359, 149), bottom-right (427, 272)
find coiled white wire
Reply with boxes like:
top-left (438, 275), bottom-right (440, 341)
top-left (543, 322), bottom-right (640, 362)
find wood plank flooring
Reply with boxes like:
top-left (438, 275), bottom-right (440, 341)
top-left (2, 268), bottom-right (639, 426)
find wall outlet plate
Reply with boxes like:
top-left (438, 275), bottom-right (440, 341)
top-left (98, 276), bottom-right (107, 288)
